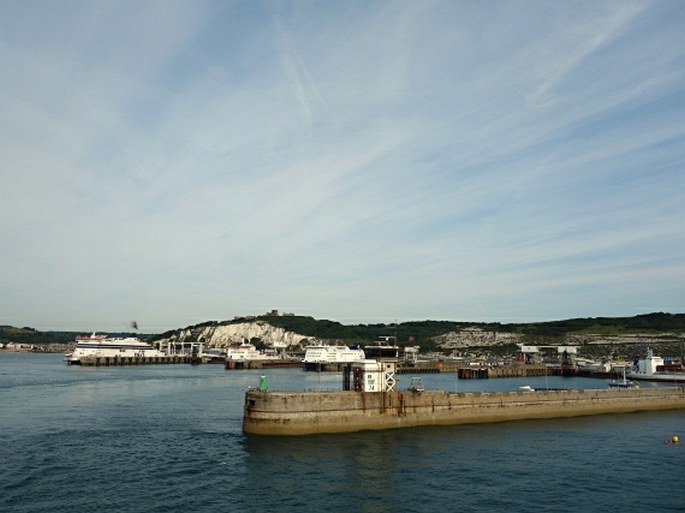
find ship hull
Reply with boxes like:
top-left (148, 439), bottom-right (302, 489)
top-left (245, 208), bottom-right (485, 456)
top-left (626, 372), bottom-right (685, 382)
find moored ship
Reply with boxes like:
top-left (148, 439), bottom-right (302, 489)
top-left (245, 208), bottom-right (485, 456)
top-left (224, 343), bottom-right (298, 370)
top-left (626, 348), bottom-right (685, 382)
top-left (65, 333), bottom-right (166, 365)
top-left (302, 344), bottom-right (365, 371)
top-left (225, 343), bottom-right (283, 362)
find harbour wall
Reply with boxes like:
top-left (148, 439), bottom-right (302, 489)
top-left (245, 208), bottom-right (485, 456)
top-left (305, 361), bottom-right (550, 377)
top-left (226, 358), bottom-right (302, 370)
top-left (75, 355), bottom-right (303, 367)
top-left (72, 355), bottom-right (195, 366)
top-left (243, 386), bottom-right (685, 436)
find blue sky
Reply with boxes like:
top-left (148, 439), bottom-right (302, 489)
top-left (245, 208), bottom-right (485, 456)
top-left (1, 1), bottom-right (684, 332)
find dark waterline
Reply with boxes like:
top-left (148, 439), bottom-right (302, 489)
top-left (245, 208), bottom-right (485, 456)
top-left (2, 352), bottom-right (684, 513)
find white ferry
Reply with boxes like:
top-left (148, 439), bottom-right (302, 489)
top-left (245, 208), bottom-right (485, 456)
top-left (302, 344), bottom-right (365, 365)
top-left (65, 333), bottom-right (166, 364)
top-left (302, 344), bottom-right (365, 363)
top-left (225, 343), bottom-right (279, 361)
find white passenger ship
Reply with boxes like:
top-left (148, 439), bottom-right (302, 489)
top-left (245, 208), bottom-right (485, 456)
top-left (225, 343), bottom-right (280, 361)
top-left (65, 333), bottom-right (166, 365)
top-left (302, 344), bottom-right (365, 365)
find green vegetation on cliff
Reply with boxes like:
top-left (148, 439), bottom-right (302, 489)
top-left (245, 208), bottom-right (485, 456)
top-left (260, 312), bottom-right (685, 344)
top-left (505, 312), bottom-right (685, 336)
top-left (4, 313), bottom-right (684, 349)
top-left (0, 326), bottom-right (153, 346)
top-left (0, 326), bottom-right (77, 346)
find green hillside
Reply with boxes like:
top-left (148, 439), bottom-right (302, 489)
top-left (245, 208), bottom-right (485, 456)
top-left (4, 312), bottom-right (685, 349)
top-left (0, 326), bottom-right (78, 346)
top-left (151, 312), bottom-right (685, 348)
top-left (0, 327), bottom-right (153, 346)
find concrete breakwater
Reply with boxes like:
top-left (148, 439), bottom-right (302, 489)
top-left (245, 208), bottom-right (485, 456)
top-left (243, 386), bottom-right (685, 436)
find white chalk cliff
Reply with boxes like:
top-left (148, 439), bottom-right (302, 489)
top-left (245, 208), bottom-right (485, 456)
top-left (158, 321), bottom-right (317, 348)
top-left (156, 320), bottom-right (685, 352)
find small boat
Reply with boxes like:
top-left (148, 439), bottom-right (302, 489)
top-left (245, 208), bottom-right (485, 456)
top-left (519, 385), bottom-right (535, 392)
top-left (408, 377), bottom-right (425, 392)
top-left (608, 367), bottom-right (639, 389)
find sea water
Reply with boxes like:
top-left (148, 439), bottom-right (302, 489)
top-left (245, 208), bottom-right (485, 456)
top-left (1, 352), bottom-right (684, 513)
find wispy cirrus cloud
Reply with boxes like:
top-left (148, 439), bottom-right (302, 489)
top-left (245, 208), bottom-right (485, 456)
top-left (0, 0), bottom-right (683, 331)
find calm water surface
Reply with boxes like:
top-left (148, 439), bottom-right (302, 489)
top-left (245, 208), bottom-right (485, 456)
top-left (1, 352), bottom-right (684, 513)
